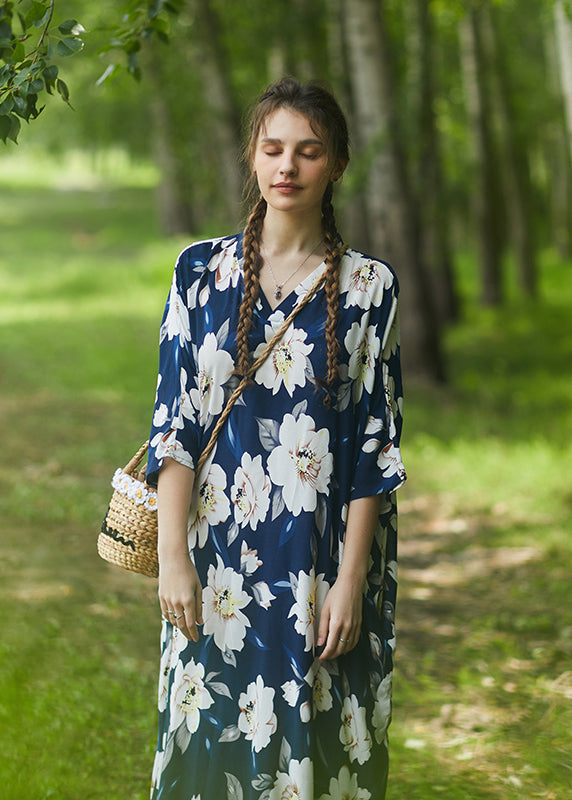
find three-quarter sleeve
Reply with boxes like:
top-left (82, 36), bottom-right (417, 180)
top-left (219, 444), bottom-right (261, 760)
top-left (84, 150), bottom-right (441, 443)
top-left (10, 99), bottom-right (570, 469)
top-left (350, 277), bottom-right (406, 500)
top-left (146, 252), bottom-right (202, 487)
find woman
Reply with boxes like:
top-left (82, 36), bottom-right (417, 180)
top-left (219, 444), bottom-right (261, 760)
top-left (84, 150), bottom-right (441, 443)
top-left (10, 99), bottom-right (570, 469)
top-left (146, 77), bottom-right (406, 800)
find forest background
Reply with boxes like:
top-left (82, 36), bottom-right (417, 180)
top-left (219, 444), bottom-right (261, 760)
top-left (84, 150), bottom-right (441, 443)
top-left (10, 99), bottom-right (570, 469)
top-left (1, 0), bottom-right (572, 798)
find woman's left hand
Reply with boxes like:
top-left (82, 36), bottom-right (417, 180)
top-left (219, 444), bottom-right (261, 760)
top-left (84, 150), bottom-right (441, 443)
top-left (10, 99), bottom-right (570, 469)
top-left (317, 573), bottom-right (363, 660)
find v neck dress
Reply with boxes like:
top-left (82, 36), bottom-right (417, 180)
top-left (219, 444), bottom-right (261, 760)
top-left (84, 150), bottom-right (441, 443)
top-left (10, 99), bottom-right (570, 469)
top-left (146, 233), bottom-right (406, 800)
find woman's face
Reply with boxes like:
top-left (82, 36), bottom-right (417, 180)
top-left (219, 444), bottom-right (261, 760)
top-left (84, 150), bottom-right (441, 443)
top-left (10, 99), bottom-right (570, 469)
top-left (252, 107), bottom-right (346, 217)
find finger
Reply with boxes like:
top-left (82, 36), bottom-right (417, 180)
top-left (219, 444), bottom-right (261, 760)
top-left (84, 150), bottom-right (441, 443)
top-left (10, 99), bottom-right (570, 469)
top-left (195, 583), bottom-right (204, 627)
top-left (177, 606), bottom-right (198, 642)
top-left (317, 603), bottom-right (330, 649)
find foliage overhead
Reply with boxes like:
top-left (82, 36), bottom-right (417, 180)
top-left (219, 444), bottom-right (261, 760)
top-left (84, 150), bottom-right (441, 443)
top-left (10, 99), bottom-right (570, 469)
top-left (0, 0), bottom-right (186, 144)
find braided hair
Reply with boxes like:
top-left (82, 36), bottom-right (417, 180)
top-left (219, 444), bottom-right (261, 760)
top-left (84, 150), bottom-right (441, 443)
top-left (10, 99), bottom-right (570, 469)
top-left (237, 77), bottom-right (349, 398)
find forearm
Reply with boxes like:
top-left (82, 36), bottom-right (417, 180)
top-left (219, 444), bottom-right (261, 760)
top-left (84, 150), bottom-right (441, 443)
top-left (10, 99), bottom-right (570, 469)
top-left (157, 457), bottom-right (195, 561)
top-left (338, 493), bottom-right (383, 584)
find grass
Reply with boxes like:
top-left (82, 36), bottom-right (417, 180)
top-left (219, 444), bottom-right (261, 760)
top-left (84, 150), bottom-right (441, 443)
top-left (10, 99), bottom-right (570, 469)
top-left (0, 151), bottom-right (571, 799)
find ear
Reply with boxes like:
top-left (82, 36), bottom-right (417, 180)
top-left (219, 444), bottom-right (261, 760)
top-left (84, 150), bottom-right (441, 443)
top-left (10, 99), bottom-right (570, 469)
top-left (331, 158), bottom-right (348, 182)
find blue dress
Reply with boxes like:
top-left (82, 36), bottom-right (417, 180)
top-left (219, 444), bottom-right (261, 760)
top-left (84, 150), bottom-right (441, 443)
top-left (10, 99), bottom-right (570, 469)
top-left (147, 233), bottom-right (406, 800)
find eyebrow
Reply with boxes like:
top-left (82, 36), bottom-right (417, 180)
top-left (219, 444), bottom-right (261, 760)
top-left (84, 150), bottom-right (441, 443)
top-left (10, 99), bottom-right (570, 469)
top-left (260, 137), bottom-right (324, 146)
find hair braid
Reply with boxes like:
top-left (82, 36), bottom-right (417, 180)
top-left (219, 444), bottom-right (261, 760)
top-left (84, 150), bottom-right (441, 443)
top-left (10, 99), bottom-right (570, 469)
top-left (236, 197), bottom-right (267, 377)
top-left (321, 183), bottom-right (345, 397)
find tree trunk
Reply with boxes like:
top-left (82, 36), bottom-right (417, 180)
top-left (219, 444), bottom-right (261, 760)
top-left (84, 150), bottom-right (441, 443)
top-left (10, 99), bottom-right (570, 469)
top-left (554, 1), bottom-right (572, 166)
top-left (483, 3), bottom-right (538, 298)
top-left (342, 0), bottom-right (445, 382)
top-left (327, 0), bottom-right (371, 253)
top-left (459, 7), bottom-right (504, 306)
top-left (148, 52), bottom-right (196, 235)
top-left (193, 0), bottom-right (244, 227)
top-left (413, 0), bottom-right (460, 322)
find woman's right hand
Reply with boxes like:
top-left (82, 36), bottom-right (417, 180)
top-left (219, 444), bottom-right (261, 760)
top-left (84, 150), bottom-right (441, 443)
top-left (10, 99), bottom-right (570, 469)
top-left (157, 458), bottom-right (202, 641)
top-left (158, 554), bottom-right (204, 642)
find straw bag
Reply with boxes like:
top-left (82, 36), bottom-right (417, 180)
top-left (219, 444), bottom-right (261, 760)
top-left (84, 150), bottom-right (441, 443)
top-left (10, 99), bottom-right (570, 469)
top-left (98, 442), bottom-right (159, 577)
top-left (97, 266), bottom-right (329, 578)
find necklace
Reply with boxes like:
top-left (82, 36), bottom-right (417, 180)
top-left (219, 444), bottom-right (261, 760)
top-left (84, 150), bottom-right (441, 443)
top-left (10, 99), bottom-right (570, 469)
top-left (262, 238), bottom-right (324, 300)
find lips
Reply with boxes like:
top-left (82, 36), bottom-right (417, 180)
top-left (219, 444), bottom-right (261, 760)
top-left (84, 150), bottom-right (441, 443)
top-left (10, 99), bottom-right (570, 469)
top-left (272, 182), bottom-right (302, 191)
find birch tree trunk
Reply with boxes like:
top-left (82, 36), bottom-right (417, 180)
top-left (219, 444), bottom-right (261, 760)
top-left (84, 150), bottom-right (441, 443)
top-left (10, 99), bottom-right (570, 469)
top-left (554, 1), bottom-right (572, 166)
top-left (342, 0), bottom-right (445, 382)
top-left (193, 0), bottom-right (244, 227)
top-left (413, 0), bottom-right (460, 322)
top-left (482, 3), bottom-right (538, 298)
top-left (459, 6), bottom-right (504, 306)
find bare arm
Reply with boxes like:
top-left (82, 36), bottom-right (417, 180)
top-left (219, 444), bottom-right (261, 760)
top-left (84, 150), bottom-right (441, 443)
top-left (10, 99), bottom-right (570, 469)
top-left (318, 493), bottom-right (382, 660)
top-left (157, 457), bottom-right (203, 641)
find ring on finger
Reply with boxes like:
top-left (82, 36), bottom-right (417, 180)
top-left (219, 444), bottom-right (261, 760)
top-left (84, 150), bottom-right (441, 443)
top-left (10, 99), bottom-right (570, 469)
top-left (173, 613), bottom-right (184, 620)
top-left (339, 637), bottom-right (348, 644)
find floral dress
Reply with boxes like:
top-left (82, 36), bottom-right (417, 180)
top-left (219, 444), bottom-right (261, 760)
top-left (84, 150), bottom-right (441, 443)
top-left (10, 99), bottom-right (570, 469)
top-left (146, 233), bottom-right (406, 800)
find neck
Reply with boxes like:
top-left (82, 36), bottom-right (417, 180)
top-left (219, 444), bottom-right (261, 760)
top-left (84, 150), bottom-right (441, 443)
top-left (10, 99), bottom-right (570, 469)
top-left (260, 204), bottom-right (324, 256)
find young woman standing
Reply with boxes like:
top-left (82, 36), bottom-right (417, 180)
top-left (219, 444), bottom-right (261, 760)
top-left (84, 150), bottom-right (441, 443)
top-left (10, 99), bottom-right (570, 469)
top-left (146, 77), bottom-right (406, 800)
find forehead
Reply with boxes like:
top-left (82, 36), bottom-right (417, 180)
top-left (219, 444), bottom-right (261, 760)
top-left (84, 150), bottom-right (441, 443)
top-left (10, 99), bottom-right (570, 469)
top-left (258, 107), bottom-right (326, 146)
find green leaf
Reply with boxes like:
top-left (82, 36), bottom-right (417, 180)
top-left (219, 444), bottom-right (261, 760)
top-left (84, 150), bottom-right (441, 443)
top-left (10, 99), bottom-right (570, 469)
top-left (56, 37), bottom-right (84, 57)
top-left (56, 78), bottom-right (70, 103)
top-left (127, 51), bottom-right (141, 80)
top-left (43, 64), bottom-right (58, 81)
top-left (0, 95), bottom-right (14, 115)
top-left (12, 95), bottom-right (27, 114)
top-left (26, 1), bottom-right (49, 26)
top-left (0, 112), bottom-right (21, 143)
top-left (29, 78), bottom-right (43, 93)
top-left (33, 9), bottom-right (51, 29)
top-left (13, 67), bottom-right (31, 87)
top-left (0, 113), bottom-right (12, 143)
top-left (147, 0), bottom-right (165, 19)
top-left (58, 19), bottom-right (86, 36)
top-left (12, 41), bottom-right (26, 62)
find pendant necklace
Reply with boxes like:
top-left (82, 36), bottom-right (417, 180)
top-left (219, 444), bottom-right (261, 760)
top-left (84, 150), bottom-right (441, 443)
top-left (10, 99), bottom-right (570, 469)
top-left (262, 238), bottom-right (324, 301)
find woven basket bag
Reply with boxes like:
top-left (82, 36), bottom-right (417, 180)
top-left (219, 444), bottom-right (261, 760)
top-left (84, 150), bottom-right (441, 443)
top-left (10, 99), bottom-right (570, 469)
top-left (98, 442), bottom-right (159, 578)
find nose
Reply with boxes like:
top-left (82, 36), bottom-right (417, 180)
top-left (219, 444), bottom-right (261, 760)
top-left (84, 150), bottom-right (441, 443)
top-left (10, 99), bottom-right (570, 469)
top-left (279, 150), bottom-right (297, 176)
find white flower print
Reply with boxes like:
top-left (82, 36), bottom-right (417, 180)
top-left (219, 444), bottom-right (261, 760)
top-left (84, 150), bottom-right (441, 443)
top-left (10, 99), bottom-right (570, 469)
top-left (189, 332), bottom-right (234, 426)
top-left (267, 413), bottom-right (333, 516)
top-left (281, 679), bottom-right (301, 707)
top-left (161, 280), bottom-right (191, 345)
top-left (151, 732), bottom-right (174, 795)
top-left (231, 453), bottom-right (271, 531)
top-left (203, 554), bottom-right (252, 653)
top-left (319, 765), bottom-right (372, 800)
top-left (304, 658), bottom-right (333, 716)
top-left (237, 675), bottom-right (277, 753)
top-left (173, 367), bottom-right (196, 429)
top-left (254, 320), bottom-right (313, 396)
top-left (269, 757), bottom-right (313, 800)
top-left (211, 245), bottom-right (241, 291)
top-left (344, 318), bottom-right (381, 403)
top-left (376, 442), bottom-right (406, 482)
top-left (288, 567), bottom-right (330, 652)
top-left (341, 257), bottom-right (392, 310)
top-left (158, 624), bottom-right (191, 713)
top-left (339, 695), bottom-right (372, 765)
top-left (152, 402), bottom-right (169, 428)
top-left (240, 540), bottom-right (262, 575)
top-left (372, 673), bottom-right (392, 743)
top-left (188, 461), bottom-right (230, 549)
top-left (299, 701), bottom-right (312, 723)
top-left (150, 429), bottom-right (194, 471)
top-left (169, 659), bottom-right (213, 746)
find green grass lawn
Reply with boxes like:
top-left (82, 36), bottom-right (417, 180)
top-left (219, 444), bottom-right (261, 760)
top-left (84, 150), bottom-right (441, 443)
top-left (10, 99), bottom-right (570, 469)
top-left (0, 153), bottom-right (570, 799)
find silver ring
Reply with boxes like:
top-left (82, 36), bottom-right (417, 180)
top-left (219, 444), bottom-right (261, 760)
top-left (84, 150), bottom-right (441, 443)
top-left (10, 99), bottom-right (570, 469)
top-left (166, 610), bottom-right (176, 616)
top-left (173, 613), bottom-right (184, 620)
top-left (339, 637), bottom-right (348, 643)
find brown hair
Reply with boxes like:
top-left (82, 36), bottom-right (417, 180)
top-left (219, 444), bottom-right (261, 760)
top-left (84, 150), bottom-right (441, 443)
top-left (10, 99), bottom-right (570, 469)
top-left (237, 77), bottom-right (349, 400)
